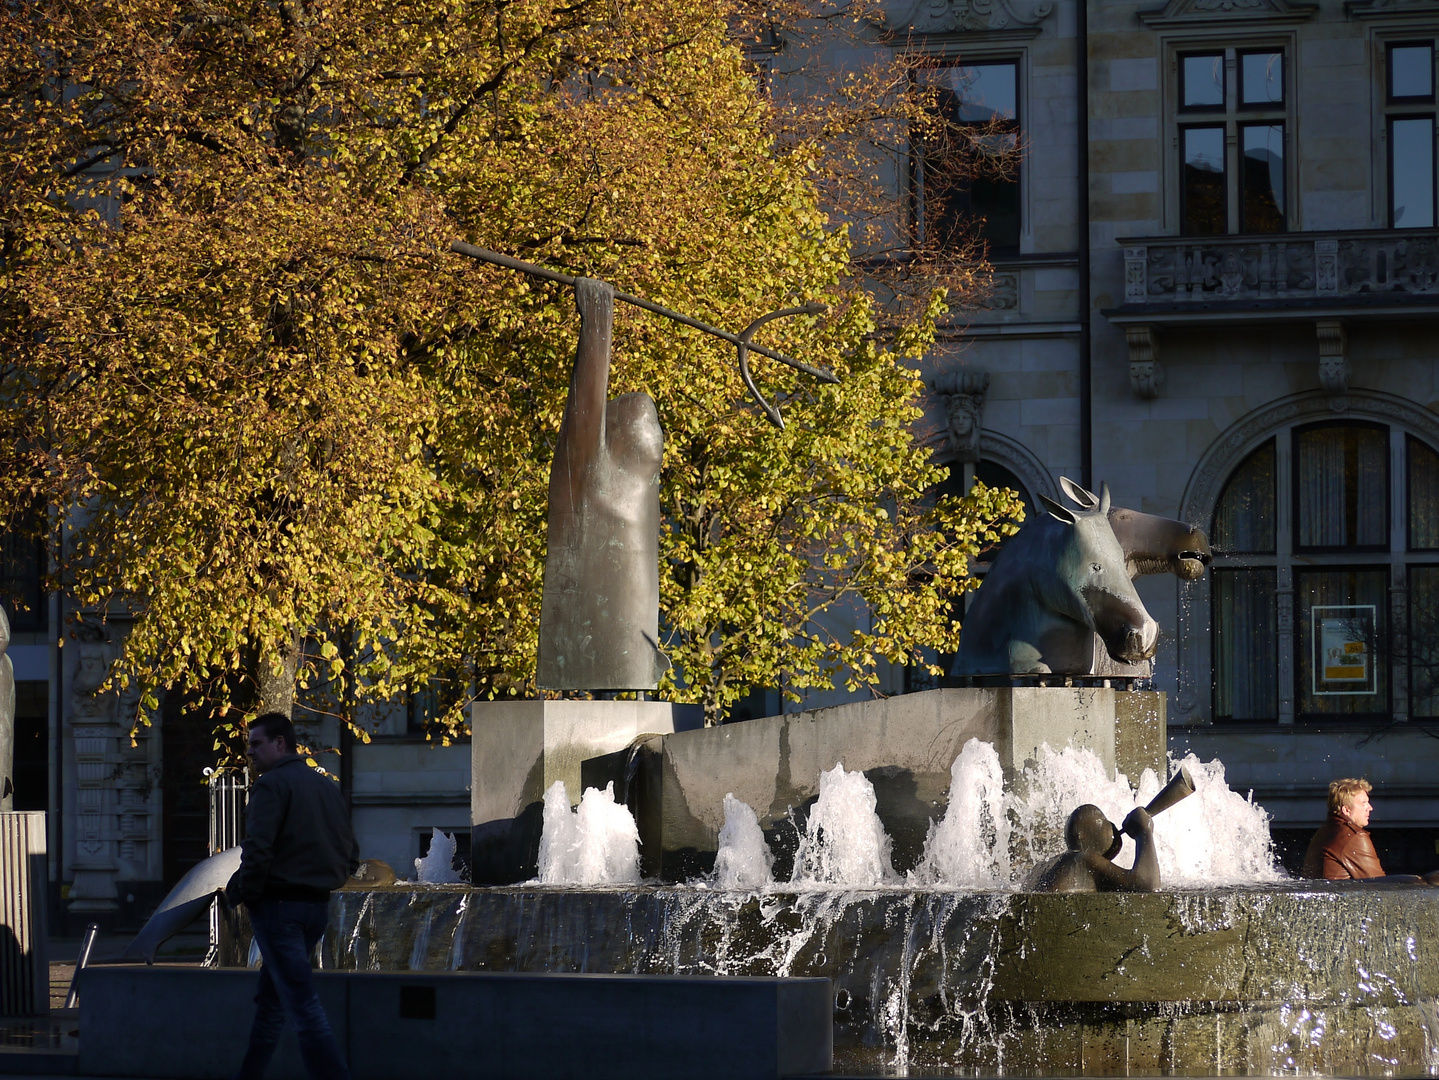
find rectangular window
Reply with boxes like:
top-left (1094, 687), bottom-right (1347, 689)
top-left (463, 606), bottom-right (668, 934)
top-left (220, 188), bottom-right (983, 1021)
top-left (1409, 436), bottom-right (1439, 549)
top-left (1389, 42), bottom-right (1435, 103)
top-left (1174, 46), bottom-right (1288, 234)
top-left (1386, 43), bottom-right (1437, 227)
top-left (1181, 53), bottom-right (1225, 110)
top-left (1390, 116), bottom-right (1436, 227)
top-left (1240, 51), bottom-right (1284, 108)
top-left (1294, 423), bottom-right (1388, 551)
top-left (0, 504), bottom-right (46, 634)
top-left (1240, 122), bottom-right (1285, 232)
top-left (1410, 566), bottom-right (1439, 717)
top-left (1213, 568), bottom-right (1278, 721)
top-left (1182, 125), bottom-right (1227, 235)
top-left (1296, 569), bottom-right (1389, 718)
top-left (914, 61), bottom-right (1021, 255)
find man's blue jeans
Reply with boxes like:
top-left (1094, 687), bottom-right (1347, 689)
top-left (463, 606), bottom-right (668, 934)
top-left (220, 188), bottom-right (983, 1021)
top-left (236, 899), bottom-right (349, 1080)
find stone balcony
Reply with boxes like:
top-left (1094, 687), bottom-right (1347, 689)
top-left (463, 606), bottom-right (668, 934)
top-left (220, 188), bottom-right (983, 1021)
top-left (1101, 228), bottom-right (1439, 400)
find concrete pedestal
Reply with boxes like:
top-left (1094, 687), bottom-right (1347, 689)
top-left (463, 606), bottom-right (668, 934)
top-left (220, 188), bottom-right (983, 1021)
top-left (79, 966), bottom-right (831, 1080)
top-left (588, 687), bottom-right (1163, 880)
top-left (469, 699), bottom-right (703, 884)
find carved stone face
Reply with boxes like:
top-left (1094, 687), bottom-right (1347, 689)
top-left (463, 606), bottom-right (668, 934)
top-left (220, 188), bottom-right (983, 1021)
top-left (947, 396), bottom-right (980, 437)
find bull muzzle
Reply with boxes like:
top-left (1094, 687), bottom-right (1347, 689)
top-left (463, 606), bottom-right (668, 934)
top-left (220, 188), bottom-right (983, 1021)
top-left (1117, 616), bottom-right (1160, 663)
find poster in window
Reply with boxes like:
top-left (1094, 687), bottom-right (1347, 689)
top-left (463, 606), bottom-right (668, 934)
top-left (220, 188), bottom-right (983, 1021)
top-left (1311, 604), bottom-right (1378, 695)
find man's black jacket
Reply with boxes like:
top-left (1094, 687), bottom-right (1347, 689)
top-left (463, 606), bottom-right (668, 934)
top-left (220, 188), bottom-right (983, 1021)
top-left (226, 754), bottom-right (359, 906)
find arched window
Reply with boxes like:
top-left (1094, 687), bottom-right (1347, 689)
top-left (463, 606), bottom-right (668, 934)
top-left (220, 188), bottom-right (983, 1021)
top-left (905, 459), bottom-right (1032, 693)
top-left (1207, 420), bottom-right (1439, 723)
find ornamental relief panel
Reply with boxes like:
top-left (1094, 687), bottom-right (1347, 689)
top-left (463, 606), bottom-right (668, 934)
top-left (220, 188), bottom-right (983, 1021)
top-left (1121, 231), bottom-right (1439, 305)
top-left (881, 0), bottom-right (1053, 34)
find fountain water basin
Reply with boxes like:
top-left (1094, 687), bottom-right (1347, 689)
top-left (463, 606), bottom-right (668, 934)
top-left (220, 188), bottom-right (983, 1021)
top-left (329, 882), bottom-right (1439, 1076)
top-left (323, 737), bottom-right (1439, 1075)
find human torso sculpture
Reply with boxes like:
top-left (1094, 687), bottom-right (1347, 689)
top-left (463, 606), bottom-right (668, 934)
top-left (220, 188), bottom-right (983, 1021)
top-left (954, 479), bottom-right (1210, 677)
top-left (537, 278), bottom-right (667, 691)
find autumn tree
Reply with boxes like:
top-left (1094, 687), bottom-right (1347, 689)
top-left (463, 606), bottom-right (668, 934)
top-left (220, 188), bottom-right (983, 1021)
top-left (0, 0), bottom-right (1021, 740)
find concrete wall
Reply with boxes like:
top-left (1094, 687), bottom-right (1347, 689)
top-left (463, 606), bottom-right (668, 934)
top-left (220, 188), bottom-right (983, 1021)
top-left (614, 687), bottom-right (1152, 879)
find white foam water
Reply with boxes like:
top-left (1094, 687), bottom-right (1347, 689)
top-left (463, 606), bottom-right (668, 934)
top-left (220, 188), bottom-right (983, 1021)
top-left (414, 828), bottom-right (463, 884)
top-left (1141, 752), bottom-right (1282, 885)
top-left (536, 780), bottom-right (641, 885)
top-left (714, 793), bottom-right (773, 889)
top-left (911, 738), bottom-right (1010, 888)
top-left (791, 763), bottom-right (895, 886)
top-left (916, 742), bottom-right (1282, 888)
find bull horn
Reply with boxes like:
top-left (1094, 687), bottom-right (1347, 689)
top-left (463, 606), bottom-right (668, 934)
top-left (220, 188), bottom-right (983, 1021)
top-left (1060, 477), bottom-right (1099, 510)
top-left (1145, 767), bottom-right (1196, 816)
top-left (1098, 482), bottom-right (1111, 515)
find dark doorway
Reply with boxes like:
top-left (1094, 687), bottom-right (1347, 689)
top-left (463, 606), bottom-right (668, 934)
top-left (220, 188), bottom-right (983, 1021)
top-left (160, 692), bottom-right (217, 888)
top-left (12, 681), bottom-right (47, 811)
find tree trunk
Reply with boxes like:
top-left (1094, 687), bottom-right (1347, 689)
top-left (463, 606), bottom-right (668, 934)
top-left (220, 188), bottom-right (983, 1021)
top-left (253, 631), bottom-right (301, 717)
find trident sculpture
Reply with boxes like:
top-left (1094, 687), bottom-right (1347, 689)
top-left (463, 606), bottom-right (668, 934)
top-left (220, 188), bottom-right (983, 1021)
top-left (449, 242), bottom-right (836, 692)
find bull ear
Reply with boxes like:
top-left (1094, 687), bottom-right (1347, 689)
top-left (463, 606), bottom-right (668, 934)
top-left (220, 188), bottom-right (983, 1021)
top-left (1099, 483), bottom-right (1111, 515)
top-left (1038, 492), bottom-right (1077, 524)
top-left (1059, 477), bottom-right (1099, 510)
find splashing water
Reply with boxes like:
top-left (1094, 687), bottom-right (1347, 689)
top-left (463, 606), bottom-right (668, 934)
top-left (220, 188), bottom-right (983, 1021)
top-left (911, 738), bottom-right (1010, 887)
top-left (415, 828), bottom-right (463, 885)
top-left (536, 781), bottom-right (641, 885)
top-left (714, 794), bottom-right (773, 889)
top-left (999, 744), bottom-right (1281, 886)
top-left (1007, 743), bottom-right (1139, 872)
top-left (792, 763), bottom-right (895, 886)
top-left (1140, 753), bottom-right (1281, 885)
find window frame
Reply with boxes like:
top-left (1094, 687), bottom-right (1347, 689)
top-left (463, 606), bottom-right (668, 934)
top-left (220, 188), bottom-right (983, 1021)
top-left (1237, 48), bottom-right (1286, 110)
top-left (1165, 38), bottom-right (1293, 235)
top-left (908, 55), bottom-right (1025, 258)
top-left (1383, 39), bottom-right (1439, 228)
top-left (1406, 561), bottom-right (1439, 719)
top-left (1290, 419), bottom-right (1392, 555)
top-left (1179, 122), bottom-right (1229, 236)
top-left (1204, 420), bottom-right (1439, 726)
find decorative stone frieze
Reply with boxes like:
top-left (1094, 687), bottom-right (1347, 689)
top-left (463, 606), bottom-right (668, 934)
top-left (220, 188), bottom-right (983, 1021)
top-left (1138, 0), bottom-right (1316, 25)
top-left (1113, 230), bottom-right (1439, 307)
top-left (881, 0), bottom-right (1053, 35)
top-left (1315, 320), bottom-right (1350, 410)
top-left (1125, 326), bottom-right (1163, 400)
top-left (929, 370), bottom-right (990, 463)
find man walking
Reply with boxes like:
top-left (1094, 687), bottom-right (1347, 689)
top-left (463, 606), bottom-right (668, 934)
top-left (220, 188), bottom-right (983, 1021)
top-left (227, 712), bottom-right (359, 1080)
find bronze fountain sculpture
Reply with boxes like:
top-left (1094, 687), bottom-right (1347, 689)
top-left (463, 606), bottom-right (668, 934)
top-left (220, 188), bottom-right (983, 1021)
top-left (954, 478), bottom-right (1211, 677)
top-left (448, 242), bottom-right (835, 693)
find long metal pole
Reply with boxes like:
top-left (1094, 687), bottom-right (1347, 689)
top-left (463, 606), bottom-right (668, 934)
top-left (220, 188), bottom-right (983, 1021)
top-left (449, 241), bottom-right (839, 385)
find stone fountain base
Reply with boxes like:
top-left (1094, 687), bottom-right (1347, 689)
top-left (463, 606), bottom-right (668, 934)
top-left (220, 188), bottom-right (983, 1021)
top-left (325, 882), bottom-right (1439, 1077)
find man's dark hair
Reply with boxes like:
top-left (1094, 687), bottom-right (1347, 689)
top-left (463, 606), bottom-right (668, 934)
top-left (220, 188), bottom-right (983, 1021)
top-left (252, 711), bottom-right (297, 752)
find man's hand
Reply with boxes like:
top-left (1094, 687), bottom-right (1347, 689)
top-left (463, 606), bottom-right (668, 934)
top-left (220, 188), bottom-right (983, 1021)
top-left (1122, 807), bottom-right (1154, 838)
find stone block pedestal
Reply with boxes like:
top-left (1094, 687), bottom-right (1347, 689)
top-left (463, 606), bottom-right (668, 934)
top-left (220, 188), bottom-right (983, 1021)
top-left (469, 700), bottom-right (703, 884)
top-left (607, 687), bottom-right (1164, 880)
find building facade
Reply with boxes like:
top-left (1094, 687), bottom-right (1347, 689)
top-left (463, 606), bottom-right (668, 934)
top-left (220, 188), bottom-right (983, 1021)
top-left (873, 0), bottom-right (1439, 868)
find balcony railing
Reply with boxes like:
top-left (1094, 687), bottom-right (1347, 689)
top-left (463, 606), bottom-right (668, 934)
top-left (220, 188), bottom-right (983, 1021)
top-left (1120, 229), bottom-right (1439, 307)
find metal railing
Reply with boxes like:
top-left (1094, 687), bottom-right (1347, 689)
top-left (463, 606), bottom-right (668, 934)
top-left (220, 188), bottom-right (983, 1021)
top-left (204, 770), bottom-right (248, 967)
